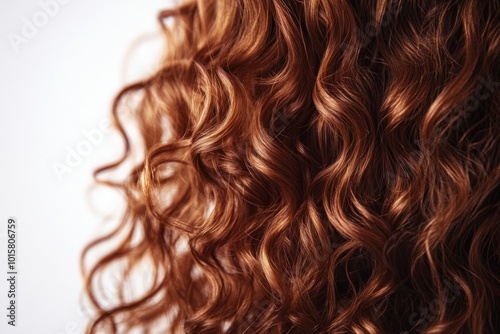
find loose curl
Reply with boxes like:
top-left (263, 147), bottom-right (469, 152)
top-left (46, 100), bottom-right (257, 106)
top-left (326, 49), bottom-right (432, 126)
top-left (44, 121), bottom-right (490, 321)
top-left (82, 0), bottom-right (500, 333)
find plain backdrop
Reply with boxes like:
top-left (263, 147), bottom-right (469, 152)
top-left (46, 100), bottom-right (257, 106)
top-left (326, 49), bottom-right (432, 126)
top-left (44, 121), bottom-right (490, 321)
top-left (0, 1), bottom-right (174, 333)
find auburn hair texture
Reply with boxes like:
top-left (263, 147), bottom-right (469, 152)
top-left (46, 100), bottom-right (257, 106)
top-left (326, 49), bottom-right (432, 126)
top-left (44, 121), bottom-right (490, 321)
top-left (81, 0), bottom-right (500, 333)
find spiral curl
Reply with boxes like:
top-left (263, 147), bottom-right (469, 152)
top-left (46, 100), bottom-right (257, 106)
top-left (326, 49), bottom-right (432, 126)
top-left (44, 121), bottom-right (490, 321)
top-left (82, 0), bottom-right (500, 333)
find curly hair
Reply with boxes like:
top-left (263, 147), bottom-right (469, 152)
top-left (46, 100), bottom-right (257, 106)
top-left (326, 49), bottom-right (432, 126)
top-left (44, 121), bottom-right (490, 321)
top-left (81, 0), bottom-right (500, 333)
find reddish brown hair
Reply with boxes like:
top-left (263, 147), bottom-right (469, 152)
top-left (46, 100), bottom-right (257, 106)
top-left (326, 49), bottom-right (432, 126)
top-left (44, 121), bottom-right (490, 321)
top-left (82, 0), bottom-right (500, 332)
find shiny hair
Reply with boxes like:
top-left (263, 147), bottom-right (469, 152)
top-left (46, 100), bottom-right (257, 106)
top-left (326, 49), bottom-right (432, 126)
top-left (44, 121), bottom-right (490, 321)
top-left (81, 0), bottom-right (500, 332)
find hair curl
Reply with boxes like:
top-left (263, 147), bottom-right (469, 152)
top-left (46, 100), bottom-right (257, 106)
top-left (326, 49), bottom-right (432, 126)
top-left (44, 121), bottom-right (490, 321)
top-left (82, 0), bottom-right (500, 333)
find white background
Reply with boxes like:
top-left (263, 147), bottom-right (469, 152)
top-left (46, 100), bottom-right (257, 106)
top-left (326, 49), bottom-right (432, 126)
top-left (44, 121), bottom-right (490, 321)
top-left (0, 0), bottom-right (172, 333)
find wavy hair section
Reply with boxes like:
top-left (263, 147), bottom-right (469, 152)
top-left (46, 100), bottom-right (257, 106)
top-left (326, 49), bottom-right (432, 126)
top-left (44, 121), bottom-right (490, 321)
top-left (82, 0), bottom-right (500, 333)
